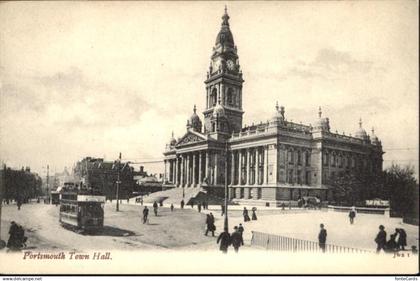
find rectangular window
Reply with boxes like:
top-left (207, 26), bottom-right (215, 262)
top-left (305, 152), bottom-right (311, 167)
top-left (288, 151), bottom-right (294, 164)
top-left (240, 188), bottom-right (244, 199)
top-left (297, 170), bottom-right (302, 185)
top-left (288, 169), bottom-right (294, 184)
top-left (257, 188), bottom-right (262, 199)
top-left (305, 171), bottom-right (311, 185)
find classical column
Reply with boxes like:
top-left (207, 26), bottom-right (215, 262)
top-left (174, 158), bottom-right (178, 186)
top-left (180, 155), bottom-right (184, 187)
top-left (238, 149), bottom-right (242, 185)
top-left (230, 150), bottom-right (235, 185)
top-left (246, 148), bottom-right (250, 185)
top-left (192, 153), bottom-right (197, 187)
top-left (163, 160), bottom-right (167, 183)
top-left (186, 153), bottom-right (190, 187)
top-left (198, 151), bottom-right (202, 185)
top-left (265, 145), bottom-right (269, 185)
top-left (205, 151), bottom-right (210, 183)
top-left (214, 151), bottom-right (218, 185)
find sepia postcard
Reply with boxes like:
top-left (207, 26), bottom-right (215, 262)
top-left (0, 0), bottom-right (418, 275)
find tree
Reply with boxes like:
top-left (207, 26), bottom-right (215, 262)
top-left (330, 171), bottom-right (365, 205)
top-left (383, 164), bottom-right (418, 217)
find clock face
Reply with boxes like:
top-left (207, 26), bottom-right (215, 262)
top-left (227, 60), bottom-right (235, 70)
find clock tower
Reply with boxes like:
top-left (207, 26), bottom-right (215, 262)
top-left (203, 7), bottom-right (244, 136)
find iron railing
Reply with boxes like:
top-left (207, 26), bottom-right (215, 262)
top-left (251, 231), bottom-right (373, 254)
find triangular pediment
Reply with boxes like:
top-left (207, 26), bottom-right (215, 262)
top-left (175, 130), bottom-right (207, 147)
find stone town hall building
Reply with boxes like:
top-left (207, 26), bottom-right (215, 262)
top-left (163, 8), bottom-right (384, 205)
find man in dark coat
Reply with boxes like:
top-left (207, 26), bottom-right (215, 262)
top-left (153, 201), bottom-right (158, 216)
top-left (318, 223), bottom-right (327, 252)
top-left (170, 204), bottom-right (174, 212)
top-left (385, 234), bottom-right (397, 253)
top-left (251, 207), bottom-right (258, 221)
top-left (197, 203), bottom-right (202, 213)
top-left (180, 200), bottom-right (185, 209)
top-left (205, 214), bottom-right (215, 236)
top-left (221, 204), bottom-right (225, 216)
top-left (243, 207), bottom-right (250, 222)
top-left (396, 228), bottom-right (407, 250)
top-left (7, 221), bottom-right (19, 249)
top-left (348, 207), bottom-right (356, 224)
top-left (217, 228), bottom-right (231, 254)
top-left (231, 226), bottom-right (244, 253)
top-left (142, 206), bottom-right (149, 224)
top-left (238, 223), bottom-right (244, 238)
top-left (375, 225), bottom-right (387, 253)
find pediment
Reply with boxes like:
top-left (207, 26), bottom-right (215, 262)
top-left (176, 131), bottom-right (206, 147)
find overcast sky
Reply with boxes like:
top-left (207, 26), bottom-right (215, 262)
top-left (0, 1), bottom-right (418, 178)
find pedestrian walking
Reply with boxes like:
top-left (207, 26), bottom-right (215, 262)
top-left (251, 207), bottom-right (258, 221)
top-left (217, 228), bottom-right (231, 254)
top-left (231, 226), bottom-right (244, 253)
top-left (238, 223), bottom-right (244, 238)
top-left (17, 199), bottom-right (22, 210)
top-left (221, 204), bottom-right (225, 216)
top-left (318, 223), bottom-right (327, 253)
top-left (349, 206), bottom-right (356, 224)
top-left (160, 201), bottom-right (163, 207)
top-left (205, 213), bottom-right (216, 236)
top-left (191, 200), bottom-right (195, 209)
top-left (375, 225), bottom-right (387, 253)
top-left (170, 204), bottom-right (174, 212)
top-left (180, 199), bottom-right (185, 209)
top-left (142, 206), bottom-right (149, 224)
top-left (396, 228), bottom-right (407, 250)
top-left (140, 197), bottom-right (143, 206)
top-left (153, 201), bottom-right (158, 216)
top-left (243, 207), bottom-right (250, 222)
top-left (198, 203), bottom-right (202, 212)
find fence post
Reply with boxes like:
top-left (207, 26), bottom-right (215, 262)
top-left (251, 231), bottom-right (254, 246)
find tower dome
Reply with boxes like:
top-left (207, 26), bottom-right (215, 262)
top-left (355, 118), bottom-right (368, 139)
top-left (215, 6), bottom-right (235, 47)
top-left (213, 98), bottom-right (226, 118)
top-left (313, 107), bottom-right (330, 132)
top-left (169, 131), bottom-right (177, 146)
top-left (189, 105), bottom-right (202, 132)
top-left (271, 102), bottom-right (285, 122)
top-left (371, 127), bottom-right (380, 145)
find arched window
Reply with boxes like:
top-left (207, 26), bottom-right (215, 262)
top-left (227, 88), bottom-right (234, 105)
top-left (211, 88), bottom-right (217, 106)
top-left (297, 151), bottom-right (302, 165)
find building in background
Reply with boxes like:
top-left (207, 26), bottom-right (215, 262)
top-left (73, 157), bottom-right (136, 200)
top-left (163, 8), bottom-right (384, 205)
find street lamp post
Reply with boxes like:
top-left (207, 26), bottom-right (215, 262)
top-left (0, 164), bottom-right (5, 249)
top-left (116, 152), bottom-right (122, 212)
top-left (224, 141), bottom-right (229, 232)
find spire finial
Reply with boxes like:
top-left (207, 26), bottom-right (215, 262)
top-left (359, 118), bottom-right (362, 128)
top-left (193, 104), bottom-right (196, 113)
top-left (318, 106), bottom-right (322, 118)
top-left (222, 5), bottom-right (230, 26)
top-left (275, 101), bottom-right (279, 111)
top-left (171, 131), bottom-right (174, 138)
top-left (371, 127), bottom-right (375, 134)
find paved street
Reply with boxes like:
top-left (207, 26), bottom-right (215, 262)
top-left (0, 202), bottom-right (219, 252)
top-left (1, 202), bottom-right (418, 253)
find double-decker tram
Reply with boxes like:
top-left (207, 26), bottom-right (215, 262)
top-left (59, 188), bottom-right (105, 233)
